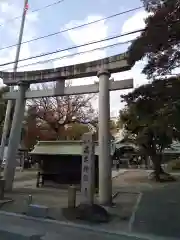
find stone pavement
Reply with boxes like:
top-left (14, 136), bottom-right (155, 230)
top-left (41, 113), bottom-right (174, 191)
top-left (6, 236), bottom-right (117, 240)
top-left (0, 212), bottom-right (177, 240)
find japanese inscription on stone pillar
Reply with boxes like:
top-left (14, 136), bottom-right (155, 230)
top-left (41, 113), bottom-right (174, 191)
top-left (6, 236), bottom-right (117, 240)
top-left (81, 132), bottom-right (95, 203)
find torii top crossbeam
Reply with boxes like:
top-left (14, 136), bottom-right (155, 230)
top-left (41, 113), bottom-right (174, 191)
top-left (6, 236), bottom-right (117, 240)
top-left (0, 52), bottom-right (132, 85)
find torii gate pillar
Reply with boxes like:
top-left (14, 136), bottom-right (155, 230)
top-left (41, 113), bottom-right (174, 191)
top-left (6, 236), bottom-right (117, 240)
top-left (4, 82), bottom-right (29, 191)
top-left (97, 69), bottom-right (112, 205)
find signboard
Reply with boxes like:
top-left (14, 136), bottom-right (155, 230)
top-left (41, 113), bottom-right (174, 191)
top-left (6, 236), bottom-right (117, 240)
top-left (81, 132), bottom-right (95, 204)
top-left (0, 52), bottom-right (132, 85)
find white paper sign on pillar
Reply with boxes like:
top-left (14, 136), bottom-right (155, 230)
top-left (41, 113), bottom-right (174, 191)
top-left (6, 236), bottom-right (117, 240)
top-left (81, 132), bottom-right (95, 204)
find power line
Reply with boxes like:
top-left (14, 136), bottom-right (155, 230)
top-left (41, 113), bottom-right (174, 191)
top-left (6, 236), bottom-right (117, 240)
top-left (28, 0), bottom-right (65, 13)
top-left (4, 39), bottom-right (133, 71)
top-left (0, 0), bottom-right (66, 28)
top-left (0, 6), bottom-right (143, 52)
top-left (0, 28), bottom-right (144, 68)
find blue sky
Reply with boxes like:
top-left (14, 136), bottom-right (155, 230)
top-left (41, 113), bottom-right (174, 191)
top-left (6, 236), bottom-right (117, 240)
top-left (0, 0), bottom-right (148, 116)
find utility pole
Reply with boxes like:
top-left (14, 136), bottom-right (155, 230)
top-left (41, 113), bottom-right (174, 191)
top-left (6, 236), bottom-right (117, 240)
top-left (0, 0), bottom-right (29, 164)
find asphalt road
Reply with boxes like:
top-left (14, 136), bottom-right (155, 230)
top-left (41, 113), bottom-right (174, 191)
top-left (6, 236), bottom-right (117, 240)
top-left (0, 212), bottom-right (164, 240)
top-left (132, 182), bottom-right (180, 239)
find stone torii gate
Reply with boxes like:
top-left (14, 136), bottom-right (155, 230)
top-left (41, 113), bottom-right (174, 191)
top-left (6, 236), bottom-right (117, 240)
top-left (0, 52), bottom-right (133, 205)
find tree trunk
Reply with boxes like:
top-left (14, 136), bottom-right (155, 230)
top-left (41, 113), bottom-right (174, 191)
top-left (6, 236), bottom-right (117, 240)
top-left (154, 156), bottom-right (162, 181)
top-left (151, 154), bottom-right (175, 182)
top-left (143, 156), bottom-right (148, 169)
top-left (151, 154), bottom-right (164, 182)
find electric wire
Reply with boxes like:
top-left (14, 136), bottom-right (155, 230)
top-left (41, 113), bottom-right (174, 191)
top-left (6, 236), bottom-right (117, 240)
top-left (0, 0), bottom-right (66, 27)
top-left (4, 39), bottom-right (133, 71)
top-left (0, 6), bottom-right (143, 52)
top-left (0, 28), bottom-right (144, 68)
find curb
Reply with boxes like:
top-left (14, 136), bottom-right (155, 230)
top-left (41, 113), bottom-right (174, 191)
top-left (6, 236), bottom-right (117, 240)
top-left (128, 192), bottom-right (143, 232)
top-left (112, 190), bottom-right (140, 199)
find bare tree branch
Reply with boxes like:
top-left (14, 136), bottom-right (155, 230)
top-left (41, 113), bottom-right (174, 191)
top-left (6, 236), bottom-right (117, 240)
top-left (25, 82), bottom-right (97, 139)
